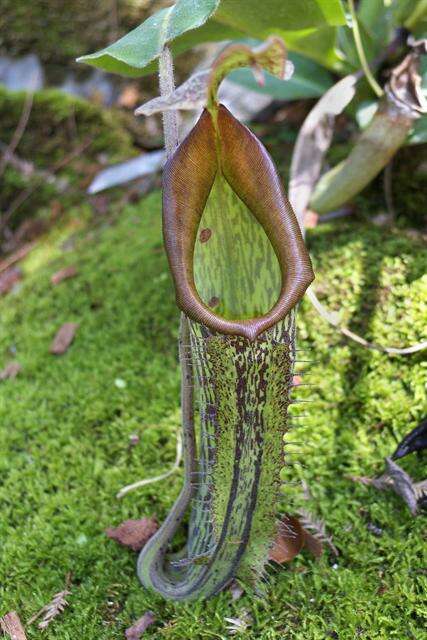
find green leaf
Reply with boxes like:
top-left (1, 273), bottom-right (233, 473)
top-left (214, 0), bottom-right (346, 33)
top-left (358, 0), bottom-right (396, 49)
top-left (77, 0), bottom-right (225, 76)
top-left (355, 99), bottom-right (378, 129)
top-left (78, 0), bottom-right (346, 77)
top-left (280, 26), bottom-right (343, 70)
top-left (408, 116), bottom-right (427, 145)
top-left (404, 0), bottom-right (427, 32)
top-left (228, 52), bottom-right (333, 100)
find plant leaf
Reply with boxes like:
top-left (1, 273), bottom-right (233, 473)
top-left (409, 115), bottom-right (427, 143)
top-left (269, 514), bottom-right (304, 563)
top-left (77, 0), bottom-right (226, 77)
top-left (136, 71), bottom-right (211, 116)
top-left (163, 105), bottom-right (313, 340)
top-left (136, 38), bottom-right (292, 116)
top-left (215, 0), bottom-right (346, 32)
top-left (125, 612), bottom-right (155, 639)
top-left (78, 0), bottom-right (346, 77)
top-left (289, 74), bottom-right (358, 226)
top-left (49, 323), bottom-right (79, 355)
top-left (392, 418), bottom-right (427, 459)
top-left (106, 517), bottom-right (159, 551)
top-left (384, 458), bottom-right (418, 516)
top-left (228, 52), bottom-right (333, 100)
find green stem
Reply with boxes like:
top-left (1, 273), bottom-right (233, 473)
top-left (348, 0), bottom-right (383, 98)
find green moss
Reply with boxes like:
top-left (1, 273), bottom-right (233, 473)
top-left (0, 1), bottom-right (203, 88)
top-left (0, 191), bottom-right (426, 637)
top-left (0, 86), bottom-right (138, 225)
top-left (0, 1), bottom-right (163, 83)
top-left (0, 86), bottom-right (136, 168)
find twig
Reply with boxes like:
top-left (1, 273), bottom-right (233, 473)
top-left (0, 141), bottom-right (65, 188)
top-left (0, 90), bottom-right (34, 178)
top-left (348, 0), bottom-right (383, 98)
top-left (0, 241), bottom-right (36, 275)
top-left (117, 430), bottom-right (182, 498)
top-left (383, 160), bottom-right (396, 220)
top-left (0, 611), bottom-right (27, 639)
top-left (27, 576), bottom-right (72, 629)
top-left (0, 137), bottom-right (92, 234)
top-left (306, 288), bottom-right (427, 356)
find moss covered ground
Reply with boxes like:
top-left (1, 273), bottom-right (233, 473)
top-left (0, 191), bottom-right (426, 639)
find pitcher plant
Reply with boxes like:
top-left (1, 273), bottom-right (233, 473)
top-left (137, 39), bottom-right (314, 601)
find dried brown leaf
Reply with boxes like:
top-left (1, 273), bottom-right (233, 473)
top-left (49, 323), bottom-right (79, 355)
top-left (51, 266), bottom-right (78, 286)
top-left (269, 514), bottom-right (304, 564)
top-left (0, 611), bottom-right (27, 639)
top-left (388, 46), bottom-right (427, 115)
top-left (0, 267), bottom-right (22, 296)
top-left (384, 457), bottom-right (418, 515)
top-left (301, 528), bottom-right (323, 558)
top-left (289, 74), bottom-right (358, 227)
top-left (348, 459), bottom-right (421, 516)
top-left (297, 509), bottom-right (338, 556)
top-left (136, 70), bottom-right (209, 116)
top-left (105, 517), bottom-right (158, 552)
top-left (0, 361), bottom-right (22, 381)
top-left (125, 612), bottom-right (155, 639)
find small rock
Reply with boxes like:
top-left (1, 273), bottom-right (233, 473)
top-left (372, 212), bottom-right (393, 227)
top-left (0, 53), bottom-right (43, 91)
top-left (367, 522), bottom-right (383, 537)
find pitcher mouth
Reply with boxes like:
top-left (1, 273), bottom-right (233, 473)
top-left (162, 105), bottom-right (314, 340)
